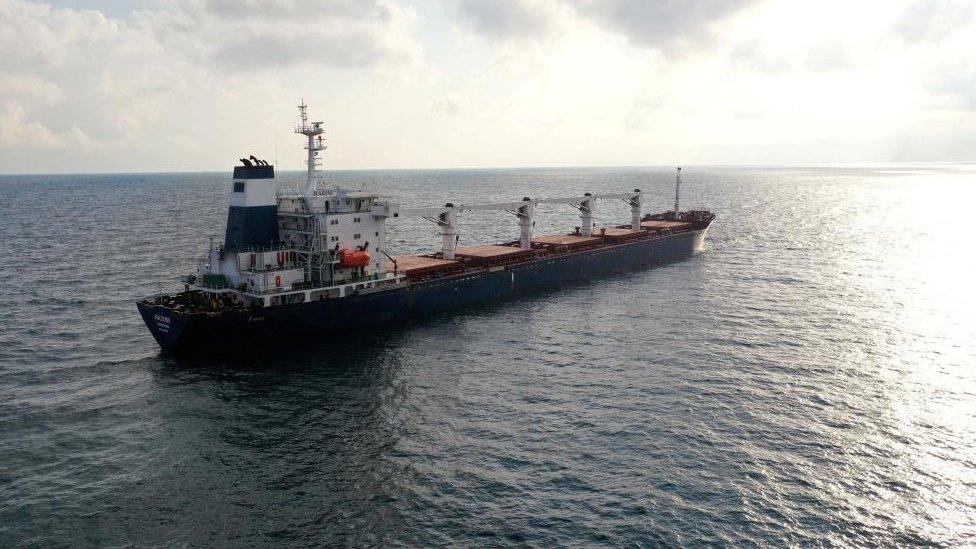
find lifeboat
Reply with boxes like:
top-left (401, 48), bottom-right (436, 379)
top-left (338, 248), bottom-right (371, 268)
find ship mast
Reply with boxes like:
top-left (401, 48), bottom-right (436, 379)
top-left (295, 100), bottom-right (326, 196)
top-left (674, 166), bottom-right (681, 219)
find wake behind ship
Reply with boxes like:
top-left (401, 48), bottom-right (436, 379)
top-left (138, 103), bottom-right (715, 354)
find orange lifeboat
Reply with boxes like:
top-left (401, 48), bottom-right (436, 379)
top-left (338, 248), bottom-right (371, 268)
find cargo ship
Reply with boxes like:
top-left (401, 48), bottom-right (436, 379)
top-left (138, 103), bottom-right (715, 354)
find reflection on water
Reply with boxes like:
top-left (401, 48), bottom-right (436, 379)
top-left (0, 165), bottom-right (974, 545)
top-left (134, 330), bottom-right (450, 544)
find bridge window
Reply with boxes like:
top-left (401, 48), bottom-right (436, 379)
top-left (233, 182), bottom-right (245, 192)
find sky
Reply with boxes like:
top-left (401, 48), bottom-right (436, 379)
top-left (0, 0), bottom-right (974, 174)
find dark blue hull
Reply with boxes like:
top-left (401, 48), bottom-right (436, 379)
top-left (138, 228), bottom-right (708, 354)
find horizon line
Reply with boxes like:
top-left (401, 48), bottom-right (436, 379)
top-left (1, 160), bottom-right (973, 178)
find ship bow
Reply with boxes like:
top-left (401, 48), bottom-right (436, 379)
top-left (137, 301), bottom-right (193, 352)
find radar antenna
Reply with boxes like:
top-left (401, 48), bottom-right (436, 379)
top-left (295, 99), bottom-right (326, 196)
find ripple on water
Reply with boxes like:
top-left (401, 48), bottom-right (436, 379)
top-left (1, 167), bottom-right (975, 546)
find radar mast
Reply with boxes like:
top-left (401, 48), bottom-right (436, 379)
top-left (295, 100), bottom-right (326, 196)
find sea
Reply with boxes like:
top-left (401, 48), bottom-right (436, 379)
top-left (0, 165), bottom-right (974, 546)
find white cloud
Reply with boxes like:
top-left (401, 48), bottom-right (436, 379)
top-left (147, 0), bottom-right (421, 70)
top-left (453, 0), bottom-right (565, 41)
top-left (454, 0), bottom-right (759, 54)
top-left (0, 0), bottom-right (974, 173)
top-left (0, 0), bottom-right (423, 172)
top-left (432, 95), bottom-right (463, 116)
top-left (0, 100), bottom-right (95, 149)
top-left (727, 39), bottom-right (791, 75)
top-left (0, 73), bottom-right (65, 104)
top-left (570, 0), bottom-right (757, 53)
top-left (894, 0), bottom-right (975, 43)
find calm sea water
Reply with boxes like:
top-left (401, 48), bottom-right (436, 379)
top-left (1, 166), bottom-right (974, 546)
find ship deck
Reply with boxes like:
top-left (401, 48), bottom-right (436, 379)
top-left (456, 244), bottom-right (528, 258)
top-left (599, 227), bottom-right (644, 241)
top-left (390, 255), bottom-right (459, 276)
top-left (455, 244), bottom-right (536, 265)
top-left (532, 234), bottom-right (600, 247)
top-left (641, 220), bottom-right (692, 230)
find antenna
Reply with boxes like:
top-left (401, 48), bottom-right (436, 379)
top-left (295, 99), bottom-right (326, 197)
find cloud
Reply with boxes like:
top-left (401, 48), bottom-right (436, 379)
top-left (211, 28), bottom-right (406, 70)
top-left (0, 0), bottom-right (422, 171)
top-left (802, 43), bottom-right (853, 72)
top-left (929, 70), bottom-right (976, 110)
top-left (895, 0), bottom-right (975, 43)
top-left (453, 0), bottom-right (562, 41)
top-left (2, 0), bottom-right (976, 173)
top-left (571, 0), bottom-right (757, 53)
top-left (888, 1), bottom-right (976, 112)
top-left (0, 1), bottom-right (166, 148)
top-left (625, 92), bottom-right (668, 130)
top-left (726, 40), bottom-right (853, 76)
top-left (0, 73), bottom-right (64, 104)
top-left (432, 95), bottom-right (463, 116)
top-left (454, 0), bottom-right (760, 57)
top-left (0, 1), bottom-right (126, 71)
top-left (201, 0), bottom-right (387, 21)
top-left (727, 39), bottom-right (791, 74)
top-left (0, 100), bottom-right (95, 149)
top-left (147, 0), bottom-right (420, 70)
